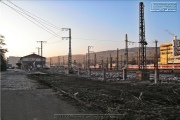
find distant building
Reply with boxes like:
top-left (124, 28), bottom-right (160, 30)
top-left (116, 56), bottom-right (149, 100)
top-left (20, 53), bottom-right (46, 70)
top-left (7, 56), bottom-right (21, 68)
top-left (160, 36), bottom-right (180, 64)
top-left (160, 42), bottom-right (172, 64)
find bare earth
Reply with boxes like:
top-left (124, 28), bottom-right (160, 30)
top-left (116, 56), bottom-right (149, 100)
top-left (1, 69), bottom-right (92, 120)
top-left (27, 69), bottom-right (180, 120)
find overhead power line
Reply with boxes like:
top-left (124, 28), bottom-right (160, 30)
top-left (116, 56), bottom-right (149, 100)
top-left (44, 30), bottom-right (67, 42)
top-left (46, 37), bottom-right (137, 44)
top-left (72, 38), bottom-right (125, 42)
top-left (0, 1), bottom-right (64, 40)
top-left (7, 0), bottom-right (62, 30)
top-left (46, 40), bottom-right (63, 44)
top-left (2, 1), bottom-right (143, 45)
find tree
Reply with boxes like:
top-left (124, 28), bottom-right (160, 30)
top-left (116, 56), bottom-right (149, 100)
top-left (0, 35), bottom-right (8, 71)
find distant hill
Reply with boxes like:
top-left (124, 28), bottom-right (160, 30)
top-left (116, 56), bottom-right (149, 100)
top-left (46, 47), bottom-right (160, 65)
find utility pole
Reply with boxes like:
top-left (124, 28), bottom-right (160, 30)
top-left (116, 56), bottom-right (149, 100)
top-left (58, 56), bottom-right (60, 67)
top-left (37, 41), bottom-right (46, 68)
top-left (91, 58), bottom-right (93, 66)
top-left (154, 40), bottom-right (159, 84)
top-left (106, 57), bottom-right (108, 70)
top-left (50, 58), bottom-right (52, 67)
top-left (124, 34), bottom-right (135, 69)
top-left (110, 54), bottom-right (112, 70)
top-left (36, 47), bottom-right (41, 55)
top-left (63, 57), bottom-right (65, 66)
top-left (125, 34), bottom-right (128, 69)
top-left (123, 34), bottom-right (128, 80)
top-left (85, 54), bottom-right (87, 70)
top-left (87, 46), bottom-right (93, 69)
top-left (83, 56), bottom-right (85, 69)
top-left (62, 28), bottom-right (72, 73)
top-left (116, 48), bottom-right (119, 70)
top-left (136, 51), bottom-right (138, 65)
top-left (94, 53), bottom-right (97, 68)
top-left (120, 54), bottom-right (122, 68)
top-left (123, 34), bottom-right (135, 80)
top-left (101, 59), bottom-right (104, 69)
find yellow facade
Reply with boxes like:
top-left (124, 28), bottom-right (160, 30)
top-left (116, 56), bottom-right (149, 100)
top-left (160, 42), bottom-right (173, 64)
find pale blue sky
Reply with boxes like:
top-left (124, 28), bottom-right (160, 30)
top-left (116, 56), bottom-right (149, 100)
top-left (0, 0), bottom-right (179, 57)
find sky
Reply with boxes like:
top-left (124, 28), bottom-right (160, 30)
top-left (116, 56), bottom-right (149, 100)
top-left (0, 0), bottom-right (179, 58)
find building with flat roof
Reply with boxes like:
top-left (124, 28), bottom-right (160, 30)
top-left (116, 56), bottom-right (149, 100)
top-left (160, 36), bottom-right (180, 64)
top-left (7, 56), bottom-right (21, 68)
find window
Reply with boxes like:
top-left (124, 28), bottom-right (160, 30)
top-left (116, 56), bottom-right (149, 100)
top-left (23, 58), bottom-right (28, 61)
top-left (28, 58), bottom-right (32, 61)
top-left (36, 58), bottom-right (41, 61)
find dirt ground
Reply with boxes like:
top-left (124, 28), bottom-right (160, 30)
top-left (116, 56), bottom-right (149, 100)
top-left (1, 69), bottom-right (93, 120)
top-left (27, 71), bottom-right (180, 120)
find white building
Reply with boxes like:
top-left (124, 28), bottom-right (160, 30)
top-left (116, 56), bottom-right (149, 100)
top-left (7, 56), bottom-right (21, 68)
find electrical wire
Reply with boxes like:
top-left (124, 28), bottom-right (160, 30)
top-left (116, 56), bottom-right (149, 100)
top-left (1, 1), bottom-right (64, 40)
top-left (7, 0), bottom-right (62, 31)
top-left (44, 30), bottom-right (67, 42)
top-left (46, 40), bottom-right (62, 44)
top-left (6, 0), bottom-right (63, 39)
top-left (72, 37), bottom-right (125, 42)
top-left (2, 1), bottom-right (143, 45)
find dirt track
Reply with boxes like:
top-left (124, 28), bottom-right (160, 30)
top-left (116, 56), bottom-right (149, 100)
top-left (1, 69), bottom-right (92, 120)
top-left (28, 72), bottom-right (180, 120)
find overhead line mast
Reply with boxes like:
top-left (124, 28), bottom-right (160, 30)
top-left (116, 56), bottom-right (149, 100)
top-left (139, 2), bottom-right (147, 70)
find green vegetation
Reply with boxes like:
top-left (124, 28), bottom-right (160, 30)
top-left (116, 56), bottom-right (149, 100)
top-left (0, 35), bottom-right (8, 71)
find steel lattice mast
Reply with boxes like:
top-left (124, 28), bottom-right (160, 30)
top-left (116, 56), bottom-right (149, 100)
top-left (139, 2), bottom-right (147, 70)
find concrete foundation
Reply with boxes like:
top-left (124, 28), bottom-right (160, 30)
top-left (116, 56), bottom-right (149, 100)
top-left (136, 70), bottom-right (150, 80)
